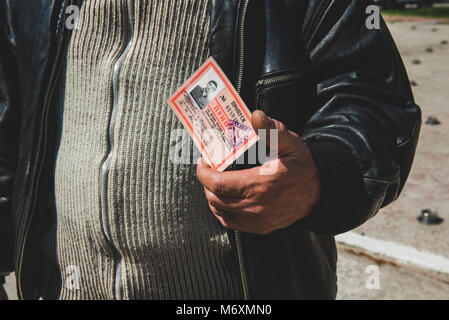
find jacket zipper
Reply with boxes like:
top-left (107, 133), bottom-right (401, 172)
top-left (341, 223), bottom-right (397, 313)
top-left (17, 0), bottom-right (71, 300)
top-left (305, 0), bottom-right (332, 49)
top-left (256, 72), bottom-right (303, 90)
top-left (100, 0), bottom-right (135, 300)
top-left (235, 0), bottom-right (250, 301)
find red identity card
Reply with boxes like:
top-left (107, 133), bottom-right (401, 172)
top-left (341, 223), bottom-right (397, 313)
top-left (168, 57), bottom-right (259, 171)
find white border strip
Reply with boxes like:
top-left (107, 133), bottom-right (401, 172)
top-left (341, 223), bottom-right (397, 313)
top-left (336, 232), bottom-right (449, 275)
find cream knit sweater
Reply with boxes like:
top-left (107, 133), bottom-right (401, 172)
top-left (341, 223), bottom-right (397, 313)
top-left (47, 0), bottom-right (241, 299)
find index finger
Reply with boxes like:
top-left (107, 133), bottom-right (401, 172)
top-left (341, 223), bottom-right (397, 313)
top-left (196, 158), bottom-right (260, 197)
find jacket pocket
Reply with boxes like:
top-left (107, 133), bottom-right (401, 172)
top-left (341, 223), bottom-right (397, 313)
top-left (254, 68), bottom-right (316, 134)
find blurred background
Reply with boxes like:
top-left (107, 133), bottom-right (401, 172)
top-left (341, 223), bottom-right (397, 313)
top-left (4, 1), bottom-right (449, 300)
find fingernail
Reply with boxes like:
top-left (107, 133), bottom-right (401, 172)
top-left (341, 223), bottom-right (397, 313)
top-left (260, 111), bottom-right (272, 126)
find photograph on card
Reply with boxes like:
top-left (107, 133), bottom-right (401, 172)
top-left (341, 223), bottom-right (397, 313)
top-left (188, 68), bottom-right (226, 111)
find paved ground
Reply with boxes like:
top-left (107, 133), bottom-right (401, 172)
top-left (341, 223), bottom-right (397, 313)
top-left (4, 274), bottom-right (17, 300)
top-left (336, 250), bottom-right (449, 299)
top-left (4, 21), bottom-right (449, 300)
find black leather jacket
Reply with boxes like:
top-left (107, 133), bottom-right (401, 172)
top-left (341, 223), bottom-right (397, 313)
top-left (0, 0), bottom-right (421, 300)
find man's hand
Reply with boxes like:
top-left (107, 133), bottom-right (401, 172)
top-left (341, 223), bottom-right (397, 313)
top-left (197, 110), bottom-right (321, 235)
top-left (0, 285), bottom-right (8, 300)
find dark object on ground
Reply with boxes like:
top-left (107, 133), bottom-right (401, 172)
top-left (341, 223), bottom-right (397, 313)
top-left (432, 28), bottom-right (438, 32)
top-left (441, 40), bottom-right (448, 45)
top-left (418, 209), bottom-right (444, 225)
top-left (411, 25), bottom-right (417, 30)
top-left (425, 116), bottom-right (441, 125)
top-left (412, 59), bottom-right (421, 64)
top-left (425, 47), bottom-right (433, 53)
top-left (410, 80), bottom-right (418, 86)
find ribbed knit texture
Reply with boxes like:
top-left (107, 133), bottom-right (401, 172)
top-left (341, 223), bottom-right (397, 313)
top-left (51, 0), bottom-right (241, 299)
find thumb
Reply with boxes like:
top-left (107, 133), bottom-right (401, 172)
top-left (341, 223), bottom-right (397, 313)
top-left (251, 110), bottom-right (300, 155)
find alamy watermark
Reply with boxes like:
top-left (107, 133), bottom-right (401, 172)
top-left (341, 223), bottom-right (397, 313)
top-left (366, 5), bottom-right (381, 30)
top-left (365, 265), bottom-right (381, 290)
top-left (66, 265), bottom-right (81, 290)
top-left (65, 5), bottom-right (80, 30)
top-left (169, 128), bottom-right (279, 175)
top-left (65, 5), bottom-right (382, 31)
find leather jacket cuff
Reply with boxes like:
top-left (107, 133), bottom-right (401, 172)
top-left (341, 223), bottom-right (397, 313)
top-left (298, 141), bottom-right (370, 235)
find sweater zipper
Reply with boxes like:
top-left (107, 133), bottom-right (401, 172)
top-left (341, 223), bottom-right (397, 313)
top-left (100, 0), bottom-right (134, 300)
top-left (235, 0), bottom-right (250, 301)
top-left (17, 0), bottom-right (71, 300)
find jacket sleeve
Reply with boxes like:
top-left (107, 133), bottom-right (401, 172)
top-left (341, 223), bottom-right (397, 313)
top-left (298, 0), bottom-right (421, 235)
top-left (0, 1), bottom-right (21, 274)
